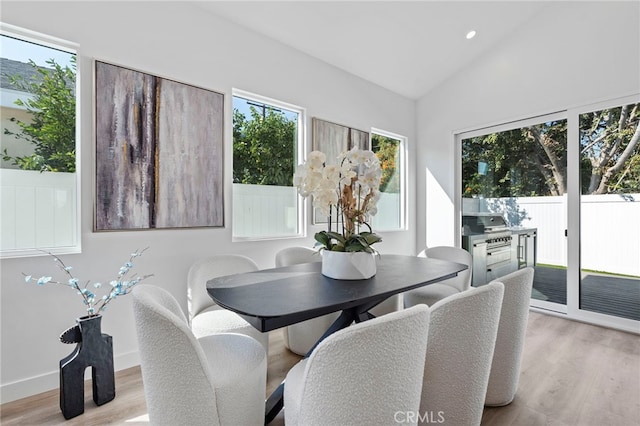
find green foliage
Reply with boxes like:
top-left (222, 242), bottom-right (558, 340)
top-left (372, 134), bottom-right (400, 193)
top-left (462, 124), bottom-right (566, 198)
top-left (3, 57), bottom-right (76, 172)
top-left (462, 104), bottom-right (639, 198)
top-left (232, 105), bottom-right (296, 186)
top-left (314, 230), bottom-right (382, 253)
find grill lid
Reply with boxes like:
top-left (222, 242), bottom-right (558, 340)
top-left (462, 213), bottom-right (509, 235)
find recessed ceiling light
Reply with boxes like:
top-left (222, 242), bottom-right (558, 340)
top-left (466, 30), bottom-right (477, 40)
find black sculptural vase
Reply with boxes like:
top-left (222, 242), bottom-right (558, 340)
top-left (59, 314), bottom-right (115, 419)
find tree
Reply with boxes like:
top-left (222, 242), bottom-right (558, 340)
top-left (3, 57), bottom-right (76, 172)
top-left (580, 104), bottom-right (640, 194)
top-left (232, 105), bottom-right (296, 186)
top-left (372, 133), bottom-right (400, 193)
top-left (462, 103), bottom-right (640, 198)
top-left (462, 123), bottom-right (565, 198)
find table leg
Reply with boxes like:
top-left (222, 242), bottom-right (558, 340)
top-left (304, 309), bottom-right (359, 357)
top-left (265, 382), bottom-right (284, 424)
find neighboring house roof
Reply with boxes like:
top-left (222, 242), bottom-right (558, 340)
top-left (1, 58), bottom-right (48, 92)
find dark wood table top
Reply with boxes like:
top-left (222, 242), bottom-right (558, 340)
top-left (207, 254), bottom-right (467, 332)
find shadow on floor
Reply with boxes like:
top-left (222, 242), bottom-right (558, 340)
top-left (532, 265), bottom-right (640, 321)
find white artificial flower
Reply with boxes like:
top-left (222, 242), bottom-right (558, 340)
top-left (362, 150), bottom-right (380, 166)
top-left (346, 147), bottom-right (367, 165)
top-left (322, 165), bottom-right (341, 187)
top-left (292, 164), bottom-right (308, 187)
top-left (361, 168), bottom-right (382, 191)
top-left (294, 147), bottom-right (382, 231)
top-left (339, 160), bottom-right (357, 184)
top-left (313, 189), bottom-right (338, 216)
top-left (307, 151), bottom-right (326, 172)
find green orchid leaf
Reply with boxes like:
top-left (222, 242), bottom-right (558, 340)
top-left (362, 232), bottom-right (382, 245)
top-left (314, 231), bottom-right (330, 247)
top-left (325, 231), bottom-right (347, 244)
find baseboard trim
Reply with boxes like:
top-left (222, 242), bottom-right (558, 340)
top-left (0, 351), bottom-right (140, 404)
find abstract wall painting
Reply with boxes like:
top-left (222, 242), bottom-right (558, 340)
top-left (94, 61), bottom-right (224, 230)
top-left (311, 118), bottom-right (370, 224)
top-left (311, 118), bottom-right (370, 166)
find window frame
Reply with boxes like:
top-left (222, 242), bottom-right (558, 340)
top-left (370, 127), bottom-right (408, 231)
top-left (0, 23), bottom-right (81, 258)
top-left (231, 88), bottom-right (306, 241)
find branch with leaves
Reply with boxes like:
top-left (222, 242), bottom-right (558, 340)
top-left (24, 248), bottom-right (153, 316)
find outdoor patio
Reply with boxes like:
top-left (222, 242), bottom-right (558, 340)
top-left (532, 265), bottom-right (640, 321)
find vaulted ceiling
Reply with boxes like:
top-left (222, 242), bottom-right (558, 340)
top-left (193, 1), bottom-right (550, 99)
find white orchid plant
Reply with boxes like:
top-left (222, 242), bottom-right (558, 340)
top-left (294, 147), bottom-right (383, 253)
top-left (24, 248), bottom-right (153, 317)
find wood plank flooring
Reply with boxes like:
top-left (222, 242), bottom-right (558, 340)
top-left (1, 312), bottom-right (638, 425)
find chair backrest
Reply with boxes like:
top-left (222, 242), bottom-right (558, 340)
top-left (132, 285), bottom-right (221, 426)
top-left (419, 281), bottom-right (504, 426)
top-left (289, 304), bottom-right (431, 426)
top-left (275, 246), bottom-right (320, 267)
top-left (187, 254), bottom-right (259, 320)
top-left (422, 246), bottom-right (473, 292)
top-left (485, 267), bottom-right (534, 406)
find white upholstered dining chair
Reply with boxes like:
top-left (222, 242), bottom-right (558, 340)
top-left (275, 246), bottom-right (338, 356)
top-left (187, 254), bottom-right (268, 352)
top-left (403, 246), bottom-right (473, 308)
top-left (283, 304), bottom-right (431, 426)
top-left (418, 281), bottom-right (504, 425)
top-left (485, 267), bottom-right (535, 406)
top-left (132, 285), bottom-right (267, 426)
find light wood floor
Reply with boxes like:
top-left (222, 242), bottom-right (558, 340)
top-left (1, 312), bottom-right (638, 425)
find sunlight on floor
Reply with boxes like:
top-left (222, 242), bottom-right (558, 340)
top-left (125, 413), bottom-right (149, 422)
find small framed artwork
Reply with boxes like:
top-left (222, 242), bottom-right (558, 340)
top-left (94, 60), bottom-right (224, 230)
top-left (311, 118), bottom-right (370, 224)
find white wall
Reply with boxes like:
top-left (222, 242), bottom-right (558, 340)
top-left (0, 1), bottom-right (416, 402)
top-left (417, 1), bottom-right (640, 249)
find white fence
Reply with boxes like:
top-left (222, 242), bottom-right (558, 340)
top-left (2, 176), bottom-right (399, 247)
top-left (232, 184), bottom-right (299, 238)
top-left (1, 169), bottom-right (78, 252)
top-left (465, 194), bottom-right (640, 276)
top-left (232, 184), bottom-right (402, 238)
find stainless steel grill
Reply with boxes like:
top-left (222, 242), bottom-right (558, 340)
top-left (462, 213), bottom-right (518, 286)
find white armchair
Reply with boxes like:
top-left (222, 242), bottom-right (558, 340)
top-left (419, 281), bottom-right (504, 425)
top-left (404, 246), bottom-right (473, 308)
top-left (132, 285), bottom-right (267, 426)
top-left (275, 246), bottom-right (338, 356)
top-left (187, 255), bottom-right (268, 352)
top-left (485, 267), bottom-right (535, 406)
top-left (284, 304), bottom-right (431, 426)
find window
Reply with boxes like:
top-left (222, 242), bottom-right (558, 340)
top-left (232, 90), bottom-right (304, 239)
top-left (370, 129), bottom-right (406, 231)
top-left (0, 24), bottom-right (80, 258)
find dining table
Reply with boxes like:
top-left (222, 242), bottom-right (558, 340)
top-left (207, 253), bottom-right (468, 424)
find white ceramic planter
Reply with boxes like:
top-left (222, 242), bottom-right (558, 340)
top-left (321, 250), bottom-right (377, 280)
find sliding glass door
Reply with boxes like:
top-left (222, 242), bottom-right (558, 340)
top-left (459, 96), bottom-right (640, 330)
top-left (460, 113), bottom-right (568, 313)
top-left (577, 102), bottom-right (640, 322)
